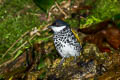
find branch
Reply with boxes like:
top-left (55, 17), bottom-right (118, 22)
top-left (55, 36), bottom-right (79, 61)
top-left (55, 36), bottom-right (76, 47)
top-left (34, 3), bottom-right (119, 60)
top-left (55, 2), bottom-right (68, 18)
top-left (3, 30), bottom-right (30, 58)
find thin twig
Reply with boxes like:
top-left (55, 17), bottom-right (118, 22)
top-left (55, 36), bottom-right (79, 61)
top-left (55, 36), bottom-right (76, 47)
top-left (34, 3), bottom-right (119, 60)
top-left (0, 58), bottom-right (14, 68)
top-left (0, 24), bottom-right (51, 68)
top-left (55, 2), bottom-right (68, 18)
top-left (3, 30), bottom-right (30, 58)
top-left (11, 34), bottom-right (36, 57)
top-left (9, 24), bottom-right (51, 57)
top-left (3, 24), bottom-right (50, 58)
top-left (0, 35), bottom-right (52, 69)
top-left (27, 12), bottom-right (41, 16)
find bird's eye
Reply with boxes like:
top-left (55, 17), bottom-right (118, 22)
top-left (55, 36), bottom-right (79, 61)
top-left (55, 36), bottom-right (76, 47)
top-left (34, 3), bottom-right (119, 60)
top-left (52, 22), bottom-right (59, 26)
top-left (56, 23), bottom-right (59, 26)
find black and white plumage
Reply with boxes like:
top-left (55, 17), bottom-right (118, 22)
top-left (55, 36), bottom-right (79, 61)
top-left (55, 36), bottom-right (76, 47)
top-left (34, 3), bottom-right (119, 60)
top-left (48, 20), bottom-right (82, 65)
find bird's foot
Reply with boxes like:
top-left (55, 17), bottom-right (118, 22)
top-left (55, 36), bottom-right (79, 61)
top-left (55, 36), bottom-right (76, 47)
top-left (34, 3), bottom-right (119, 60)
top-left (56, 57), bottom-right (65, 69)
top-left (72, 56), bottom-right (78, 63)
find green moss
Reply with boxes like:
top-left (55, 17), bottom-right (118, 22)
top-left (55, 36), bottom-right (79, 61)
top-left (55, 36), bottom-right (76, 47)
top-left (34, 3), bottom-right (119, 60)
top-left (80, 0), bottom-right (120, 27)
top-left (0, 0), bottom-right (42, 55)
top-left (93, 0), bottom-right (120, 19)
top-left (0, 0), bottom-right (120, 62)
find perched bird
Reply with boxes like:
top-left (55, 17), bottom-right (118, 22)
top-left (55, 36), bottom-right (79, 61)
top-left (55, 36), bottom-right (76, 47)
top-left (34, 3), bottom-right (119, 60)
top-left (48, 19), bottom-right (82, 65)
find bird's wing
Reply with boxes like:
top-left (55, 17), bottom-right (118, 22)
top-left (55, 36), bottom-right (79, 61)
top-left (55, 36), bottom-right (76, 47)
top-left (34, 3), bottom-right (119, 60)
top-left (71, 29), bottom-right (82, 45)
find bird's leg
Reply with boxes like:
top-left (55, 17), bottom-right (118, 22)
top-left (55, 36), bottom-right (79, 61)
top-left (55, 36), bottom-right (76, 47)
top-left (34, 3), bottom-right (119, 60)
top-left (59, 57), bottom-right (65, 66)
top-left (73, 54), bottom-right (77, 63)
top-left (74, 55), bottom-right (77, 61)
top-left (56, 57), bottom-right (65, 69)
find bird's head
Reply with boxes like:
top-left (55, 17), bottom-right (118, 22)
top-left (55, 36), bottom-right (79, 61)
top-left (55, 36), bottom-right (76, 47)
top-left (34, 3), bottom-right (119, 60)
top-left (48, 19), bottom-right (69, 32)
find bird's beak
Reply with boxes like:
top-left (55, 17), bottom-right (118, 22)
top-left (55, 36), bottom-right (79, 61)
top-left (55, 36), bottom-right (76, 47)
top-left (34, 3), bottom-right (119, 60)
top-left (48, 25), bottom-right (53, 29)
top-left (48, 25), bottom-right (53, 33)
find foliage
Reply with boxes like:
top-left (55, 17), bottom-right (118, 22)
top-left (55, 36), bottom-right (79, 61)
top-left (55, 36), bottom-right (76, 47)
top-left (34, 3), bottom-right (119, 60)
top-left (80, 0), bottom-right (120, 27)
top-left (0, 0), bottom-right (120, 79)
top-left (0, 0), bottom-right (42, 56)
top-left (33, 0), bottom-right (55, 13)
top-left (33, 0), bottom-right (64, 13)
top-left (93, 0), bottom-right (120, 19)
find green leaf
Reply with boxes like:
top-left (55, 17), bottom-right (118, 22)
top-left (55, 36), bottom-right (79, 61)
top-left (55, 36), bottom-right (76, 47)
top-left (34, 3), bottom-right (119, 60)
top-left (13, 50), bottom-right (23, 60)
top-left (33, 0), bottom-right (55, 12)
top-left (113, 14), bottom-right (120, 20)
top-left (38, 58), bottom-right (45, 70)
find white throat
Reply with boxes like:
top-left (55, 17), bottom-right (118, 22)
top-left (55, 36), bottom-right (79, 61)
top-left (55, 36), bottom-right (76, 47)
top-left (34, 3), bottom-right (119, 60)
top-left (51, 26), bottom-right (66, 32)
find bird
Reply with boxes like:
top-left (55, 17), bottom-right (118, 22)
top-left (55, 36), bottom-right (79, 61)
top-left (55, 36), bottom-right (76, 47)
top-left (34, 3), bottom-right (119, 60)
top-left (48, 19), bottom-right (82, 65)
